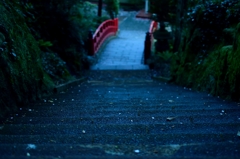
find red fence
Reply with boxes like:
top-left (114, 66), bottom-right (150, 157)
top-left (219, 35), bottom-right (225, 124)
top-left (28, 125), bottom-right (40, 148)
top-left (144, 21), bottom-right (158, 64)
top-left (88, 18), bottom-right (118, 56)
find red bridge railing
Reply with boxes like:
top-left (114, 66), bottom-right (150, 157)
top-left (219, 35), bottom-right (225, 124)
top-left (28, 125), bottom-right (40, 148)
top-left (88, 18), bottom-right (118, 56)
top-left (144, 21), bottom-right (158, 64)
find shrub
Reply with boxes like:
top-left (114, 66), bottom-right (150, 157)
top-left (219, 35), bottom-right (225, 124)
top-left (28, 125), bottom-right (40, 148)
top-left (105, 0), bottom-right (119, 19)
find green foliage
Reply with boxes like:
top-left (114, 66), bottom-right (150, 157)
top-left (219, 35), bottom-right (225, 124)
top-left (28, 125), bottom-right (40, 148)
top-left (149, 0), bottom-right (177, 22)
top-left (149, 51), bottom-right (174, 77)
top-left (227, 23), bottom-right (240, 100)
top-left (0, 1), bottom-right (54, 120)
top-left (105, 0), bottom-right (119, 19)
top-left (69, 2), bottom-right (102, 38)
top-left (119, 0), bottom-right (144, 10)
top-left (22, 0), bottom-right (106, 75)
top-left (185, 0), bottom-right (240, 56)
top-left (169, 0), bottom-right (240, 100)
top-left (41, 52), bottom-right (71, 83)
top-left (171, 22), bottom-right (240, 100)
top-left (199, 45), bottom-right (232, 96)
top-left (38, 39), bottom-right (53, 48)
top-left (0, 0), bottom-right (111, 120)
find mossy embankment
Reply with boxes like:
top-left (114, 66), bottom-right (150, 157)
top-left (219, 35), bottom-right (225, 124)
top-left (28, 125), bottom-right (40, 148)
top-left (0, 1), bottom-right (52, 120)
top-left (0, 0), bottom-right (109, 120)
top-left (170, 1), bottom-right (240, 101)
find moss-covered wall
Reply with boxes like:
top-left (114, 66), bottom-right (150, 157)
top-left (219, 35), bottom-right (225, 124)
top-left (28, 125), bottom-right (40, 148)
top-left (0, 2), bottom-right (54, 120)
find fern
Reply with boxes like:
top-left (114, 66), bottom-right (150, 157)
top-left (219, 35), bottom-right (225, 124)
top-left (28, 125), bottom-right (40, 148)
top-left (38, 39), bottom-right (53, 48)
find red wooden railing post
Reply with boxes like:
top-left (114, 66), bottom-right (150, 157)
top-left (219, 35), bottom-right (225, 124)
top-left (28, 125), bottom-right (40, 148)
top-left (144, 21), bottom-right (158, 64)
top-left (114, 18), bottom-right (118, 34)
top-left (144, 32), bottom-right (151, 64)
top-left (88, 30), bottom-right (94, 56)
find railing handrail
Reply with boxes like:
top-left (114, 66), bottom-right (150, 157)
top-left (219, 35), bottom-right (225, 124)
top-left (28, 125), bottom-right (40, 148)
top-left (144, 21), bottom-right (158, 64)
top-left (149, 21), bottom-right (158, 33)
top-left (88, 18), bottom-right (118, 56)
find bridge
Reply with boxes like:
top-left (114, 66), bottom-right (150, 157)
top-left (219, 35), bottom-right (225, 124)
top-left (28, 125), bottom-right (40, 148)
top-left (88, 11), bottom-right (156, 70)
top-left (0, 11), bottom-right (239, 159)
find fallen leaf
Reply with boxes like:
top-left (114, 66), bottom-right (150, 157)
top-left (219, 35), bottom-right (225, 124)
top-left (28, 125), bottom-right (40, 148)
top-left (237, 131), bottom-right (240, 137)
top-left (169, 100), bottom-right (174, 103)
top-left (26, 144), bottom-right (36, 150)
top-left (48, 100), bottom-right (53, 103)
top-left (166, 117), bottom-right (176, 121)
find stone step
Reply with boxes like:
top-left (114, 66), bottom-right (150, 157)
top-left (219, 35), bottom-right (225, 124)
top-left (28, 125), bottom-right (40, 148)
top-left (28, 101), bottom-right (235, 111)
top-left (28, 95), bottom-right (235, 108)
top-left (90, 64), bottom-right (149, 70)
top-left (0, 123), bottom-right (239, 135)
top-left (0, 133), bottom-right (239, 145)
top-left (0, 142), bottom-right (239, 158)
top-left (9, 108), bottom-right (239, 118)
top-left (1, 70), bottom-right (240, 158)
top-left (4, 114), bottom-right (240, 125)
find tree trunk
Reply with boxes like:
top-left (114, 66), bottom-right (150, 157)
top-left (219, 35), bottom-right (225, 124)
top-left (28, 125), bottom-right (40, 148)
top-left (173, 0), bottom-right (188, 52)
top-left (98, 0), bottom-right (102, 17)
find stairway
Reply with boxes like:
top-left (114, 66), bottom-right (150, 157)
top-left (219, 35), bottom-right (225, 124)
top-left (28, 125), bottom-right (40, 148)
top-left (0, 70), bottom-right (240, 159)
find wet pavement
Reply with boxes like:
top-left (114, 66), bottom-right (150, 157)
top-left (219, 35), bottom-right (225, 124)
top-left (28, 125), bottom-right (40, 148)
top-left (91, 12), bottom-right (151, 70)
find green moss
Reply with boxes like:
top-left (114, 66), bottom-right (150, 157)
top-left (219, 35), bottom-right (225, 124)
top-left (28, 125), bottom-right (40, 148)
top-left (172, 24), bottom-right (240, 100)
top-left (0, 2), bottom-right (54, 120)
top-left (227, 23), bottom-right (240, 100)
top-left (199, 45), bottom-right (232, 96)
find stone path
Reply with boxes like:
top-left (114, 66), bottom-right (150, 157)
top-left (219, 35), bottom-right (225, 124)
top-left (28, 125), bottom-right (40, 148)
top-left (91, 12), bottom-right (151, 70)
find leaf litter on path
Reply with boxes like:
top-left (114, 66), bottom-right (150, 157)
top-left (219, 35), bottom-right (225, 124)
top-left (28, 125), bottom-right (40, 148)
top-left (166, 117), bottom-right (177, 121)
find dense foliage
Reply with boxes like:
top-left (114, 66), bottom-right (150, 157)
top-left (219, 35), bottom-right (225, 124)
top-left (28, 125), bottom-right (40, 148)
top-left (0, 0), bottom-right (47, 119)
top-left (149, 0), bottom-right (177, 23)
top-left (21, 0), bottom-right (106, 77)
top-left (105, 0), bottom-right (119, 19)
top-left (148, 0), bottom-right (240, 101)
top-left (170, 0), bottom-right (240, 100)
top-left (185, 0), bottom-right (240, 56)
top-left (0, 0), bottom-right (108, 120)
top-left (120, 0), bottom-right (144, 11)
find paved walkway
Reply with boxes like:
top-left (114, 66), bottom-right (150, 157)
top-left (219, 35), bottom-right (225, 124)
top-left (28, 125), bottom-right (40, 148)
top-left (91, 12), bottom-right (151, 70)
